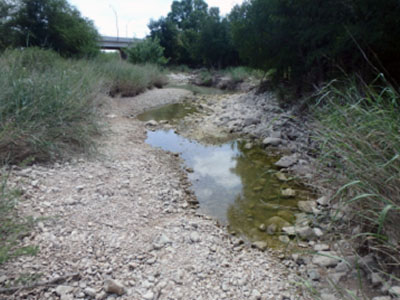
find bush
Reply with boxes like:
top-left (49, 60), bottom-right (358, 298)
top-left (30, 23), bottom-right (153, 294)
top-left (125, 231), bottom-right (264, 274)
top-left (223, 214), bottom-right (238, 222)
top-left (314, 77), bottom-right (400, 276)
top-left (127, 37), bottom-right (169, 65)
top-left (0, 48), bottom-right (103, 163)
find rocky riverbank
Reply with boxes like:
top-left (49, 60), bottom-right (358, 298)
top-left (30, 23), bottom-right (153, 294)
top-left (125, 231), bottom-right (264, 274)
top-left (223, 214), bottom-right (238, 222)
top-left (1, 88), bottom-right (308, 300)
top-left (160, 89), bottom-right (397, 300)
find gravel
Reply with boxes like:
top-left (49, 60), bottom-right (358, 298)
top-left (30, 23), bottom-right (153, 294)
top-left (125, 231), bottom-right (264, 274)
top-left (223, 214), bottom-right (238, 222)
top-left (1, 89), bottom-right (306, 299)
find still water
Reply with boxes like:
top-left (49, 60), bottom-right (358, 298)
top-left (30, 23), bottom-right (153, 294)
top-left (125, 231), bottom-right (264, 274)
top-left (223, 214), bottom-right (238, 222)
top-left (146, 128), bottom-right (313, 246)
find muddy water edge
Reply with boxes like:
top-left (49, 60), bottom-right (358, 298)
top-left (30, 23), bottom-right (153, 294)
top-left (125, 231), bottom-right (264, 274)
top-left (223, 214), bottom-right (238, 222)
top-left (137, 93), bottom-right (314, 249)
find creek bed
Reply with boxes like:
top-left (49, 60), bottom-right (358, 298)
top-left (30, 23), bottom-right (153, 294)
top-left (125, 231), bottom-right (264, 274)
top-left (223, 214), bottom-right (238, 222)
top-left (138, 101), bottom-right (314, 248)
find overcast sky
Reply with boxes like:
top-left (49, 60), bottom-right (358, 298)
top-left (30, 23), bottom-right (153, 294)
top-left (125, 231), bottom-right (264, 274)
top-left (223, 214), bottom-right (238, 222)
top-left (67, 0), bottom-right (244, 38)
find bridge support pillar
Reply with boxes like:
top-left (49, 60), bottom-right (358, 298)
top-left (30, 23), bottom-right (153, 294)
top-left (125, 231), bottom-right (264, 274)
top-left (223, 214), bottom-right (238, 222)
top-left (118, 49), bottom-right (128, 60)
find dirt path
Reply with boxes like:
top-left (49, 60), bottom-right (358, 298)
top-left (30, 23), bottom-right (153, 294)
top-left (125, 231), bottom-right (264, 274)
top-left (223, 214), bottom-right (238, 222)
top-left (2, 88), bottom-right (307, 300)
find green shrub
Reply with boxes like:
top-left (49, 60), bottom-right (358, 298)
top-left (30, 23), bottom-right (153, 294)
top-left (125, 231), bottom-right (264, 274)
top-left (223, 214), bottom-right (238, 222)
top-left (127, 37), bottom-right (169, 65)
top-left (0, 48), bottom-right (103, 163)
top-left (314, 77), bottom-right (400, 274)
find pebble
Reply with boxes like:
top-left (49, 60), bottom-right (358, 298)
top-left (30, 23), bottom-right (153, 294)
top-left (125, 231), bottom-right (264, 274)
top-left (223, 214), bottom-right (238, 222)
top-left (84, 287), bottom-right (97, 298)
top-left (190, 231), bottom-right (201, 243)
top-left (252, 241), bottom-right (268, 251)
top-left (104, 279), bottom-right (126, 296)
top-left (312, 251), bottom-right (340, 267)
top-left (143, 290), bottom-right (154, 300)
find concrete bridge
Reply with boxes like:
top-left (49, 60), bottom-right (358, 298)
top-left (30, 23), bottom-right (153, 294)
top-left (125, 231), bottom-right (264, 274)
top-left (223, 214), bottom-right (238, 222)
top-left (99, 36), bottom-right (137, 58)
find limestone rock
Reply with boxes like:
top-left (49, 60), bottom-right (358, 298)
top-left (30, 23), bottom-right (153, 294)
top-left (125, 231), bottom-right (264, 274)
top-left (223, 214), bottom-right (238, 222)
top-left (282, 226), bottom-right (296, 236)
top-left (104, 279), bottom-right (126, 296)
top-left (275, 172), bottom-right (288, 181)
top-left (320, 293), bottom-right (337, 300)
top-left (266, 216), bottom-right (291, 231)
top-left (274, 155), bottom-right (298, 168)
top-left (297, 200), bottom-right (316, 213)
top-left (145, 120), bottom-right (158, 127)
top-left (262, 137), bottom-right (283, 146)
top-left (55, 286), bottom-right (74, 298)
top-left (252, 241), bottom-right (268, 251)
top-left (281, 188), bottom-right (296, 197)
top-left (153, 233), bottom-right (171, 250)
top-left (389, 286), bottom-right (400, 297)
top-left (83, 287), bottom-right (96, 298)
top-left (312, 251), bottom-right (340, 267)
top-left (143, 290), bottom-right (155, 300)
top-left (317, 196), bottom-right (330, 206)
top-left (296, 226), bottom-right (316, 240)
top-left (190, 232), bottom-right (201, 243)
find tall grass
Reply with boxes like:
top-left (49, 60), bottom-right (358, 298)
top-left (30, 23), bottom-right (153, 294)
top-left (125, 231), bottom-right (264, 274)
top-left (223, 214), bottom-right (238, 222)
top-left (314, 76), bottom-right (400, 277)
top-left (0, 48), bottom-right (167, 164)
top-left (0, 48), bottom-right (104, 164)
top-left (223, 66), bottom-right (264, 82)
top-left (96, 60), bottom-right (167, 97)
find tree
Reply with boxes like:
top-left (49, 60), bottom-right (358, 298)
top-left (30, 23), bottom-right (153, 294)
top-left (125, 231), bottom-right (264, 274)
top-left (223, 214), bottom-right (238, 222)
top-left (149, 0), bottom-right (238, 67)
top-left (4, 0), bottom-right (99, 57)
top-left (127, 37), bottom-right (169, 65)
top-left (230, 0), bottom-right (400, 88)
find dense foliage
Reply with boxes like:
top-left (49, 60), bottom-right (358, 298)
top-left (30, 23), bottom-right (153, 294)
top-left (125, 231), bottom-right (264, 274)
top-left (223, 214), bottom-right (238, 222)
top-left (149, 0), bottom-right (238, 68)
top-left (127, 37), bottom-right (169, 65)
top-left (151, 0), bottom-right (400, 90)
top-left (229, 0), bottom-right (400, 89)
top-left (0, 0), bottom-right (99, 57)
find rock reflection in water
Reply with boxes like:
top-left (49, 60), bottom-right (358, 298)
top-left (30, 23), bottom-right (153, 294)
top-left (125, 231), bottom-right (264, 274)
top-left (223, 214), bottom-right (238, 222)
top-left (146, 129), bottom-right (312, 245)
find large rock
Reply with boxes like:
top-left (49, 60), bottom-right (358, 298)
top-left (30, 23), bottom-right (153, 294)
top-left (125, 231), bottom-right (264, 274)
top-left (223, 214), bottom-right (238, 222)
top-left (274, 155), bottom-right (298, 168)
top-left (312, 251), bottom-right (340, 267)
top-left (262, 137), bottom-right (283, 146)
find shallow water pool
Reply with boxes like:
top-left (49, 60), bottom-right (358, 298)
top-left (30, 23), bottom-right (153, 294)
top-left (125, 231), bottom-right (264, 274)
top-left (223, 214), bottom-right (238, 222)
top-left (146, 129), bottom-right (313, 246)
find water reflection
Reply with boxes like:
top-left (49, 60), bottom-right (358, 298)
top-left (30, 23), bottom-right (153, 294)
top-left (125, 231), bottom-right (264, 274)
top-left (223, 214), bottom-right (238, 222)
top-left (145, 129), bottom-right (313, 245)
top-left (137, 102), bottom-right (198, 122)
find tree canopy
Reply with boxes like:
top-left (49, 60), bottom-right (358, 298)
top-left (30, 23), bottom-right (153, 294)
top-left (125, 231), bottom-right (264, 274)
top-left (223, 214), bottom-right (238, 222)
top-left (149, 0), bottom-right (239, 68)
top-left (0, 0), bottom-right (100, 57)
